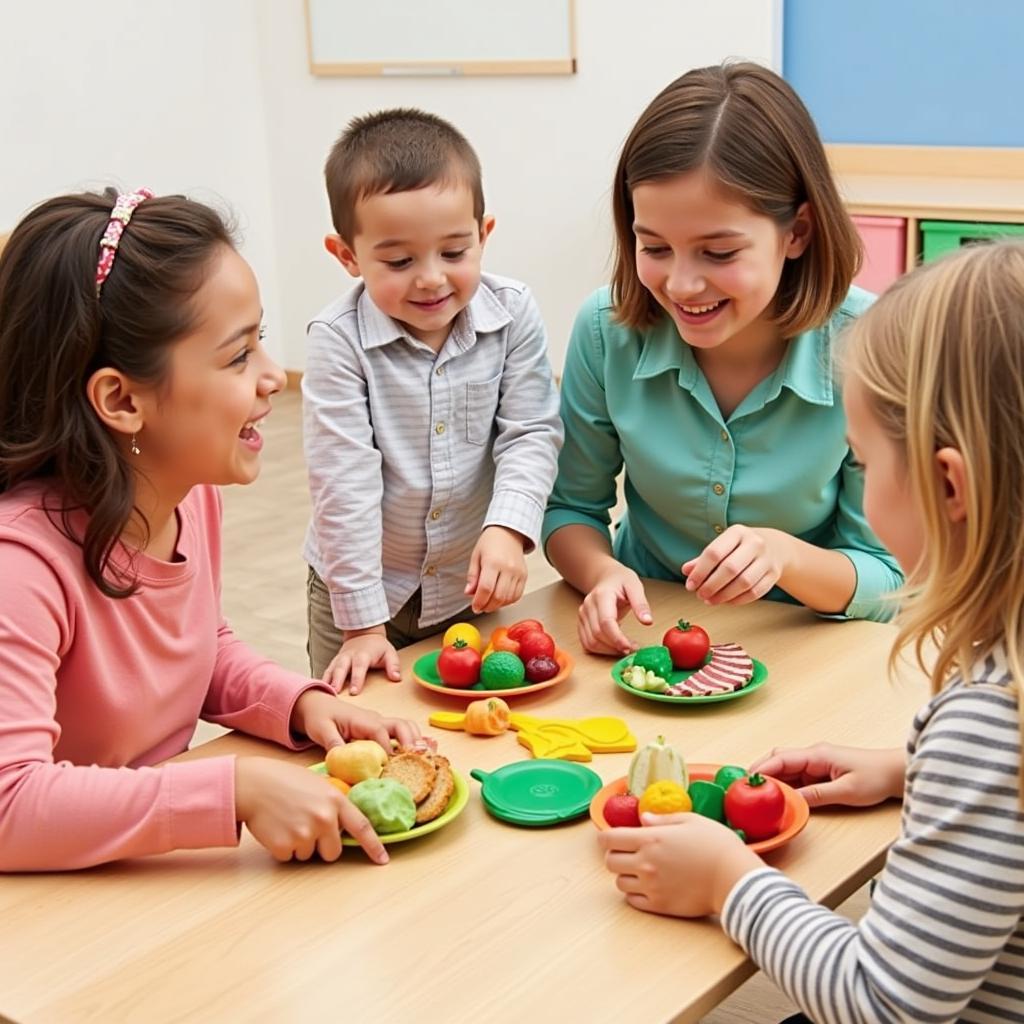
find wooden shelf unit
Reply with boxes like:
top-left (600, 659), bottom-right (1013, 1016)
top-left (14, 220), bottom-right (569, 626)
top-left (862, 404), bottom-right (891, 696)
top-left (828, 145), bottom-right (1024, 274)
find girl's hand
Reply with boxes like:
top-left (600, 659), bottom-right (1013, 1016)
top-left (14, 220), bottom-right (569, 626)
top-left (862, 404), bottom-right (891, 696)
top-left (750, 744), bottom-right (906, 808)
top-left (465, 526), bottom-right (528, 613)
top-left (235, 756), bottom-right (388, 864)
top-left (682, 525), bottom-right (790, 606)
top-left (322, 628), bottom-right (401, 696)
top-left (578, 564), bottom-right (653, 656)
top-left (599, 813), bottom-right (762, 918)
top-left (291, 690), bottom-right (421, 751)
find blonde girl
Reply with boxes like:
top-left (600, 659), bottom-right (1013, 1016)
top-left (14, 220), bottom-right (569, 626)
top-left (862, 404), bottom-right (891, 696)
top-left (600, 241), bottom-right (1024, 1022)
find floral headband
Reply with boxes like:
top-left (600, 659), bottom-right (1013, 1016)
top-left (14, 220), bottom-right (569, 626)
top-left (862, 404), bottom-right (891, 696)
top-left (94, 187), bottom-right (154, 297)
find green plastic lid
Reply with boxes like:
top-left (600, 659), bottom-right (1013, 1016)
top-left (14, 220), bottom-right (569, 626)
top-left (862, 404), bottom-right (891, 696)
top-left (470, 760), bottom-right (603, 827)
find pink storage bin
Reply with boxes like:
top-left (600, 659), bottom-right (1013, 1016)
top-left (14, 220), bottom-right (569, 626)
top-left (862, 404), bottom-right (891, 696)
top-left (851, 215), bottom-right (907, 296)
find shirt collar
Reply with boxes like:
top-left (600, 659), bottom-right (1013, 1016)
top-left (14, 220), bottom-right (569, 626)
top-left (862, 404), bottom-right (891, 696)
top-left (632, 313), bottom-right (835, 407)
top-left (355, 280), bottom-right (512, 352)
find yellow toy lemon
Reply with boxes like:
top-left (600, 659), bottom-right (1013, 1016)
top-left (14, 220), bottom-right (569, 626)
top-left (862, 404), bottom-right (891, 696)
top-left (442, 621), bottom-right (482, 653)
top-left (638, 780), bottom-right (692, 817)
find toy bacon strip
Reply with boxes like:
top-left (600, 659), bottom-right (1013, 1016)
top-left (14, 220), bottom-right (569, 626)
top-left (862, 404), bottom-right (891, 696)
top-left (665, 643), bottom-right (754, 697)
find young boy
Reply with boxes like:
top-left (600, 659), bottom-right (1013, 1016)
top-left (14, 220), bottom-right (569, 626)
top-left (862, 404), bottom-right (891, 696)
top-left (304, 108), bottom-right (563, 695)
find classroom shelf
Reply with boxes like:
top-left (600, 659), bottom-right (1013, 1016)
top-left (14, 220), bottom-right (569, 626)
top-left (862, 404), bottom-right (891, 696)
top-left (830, 144), bottom-right (1024, 285)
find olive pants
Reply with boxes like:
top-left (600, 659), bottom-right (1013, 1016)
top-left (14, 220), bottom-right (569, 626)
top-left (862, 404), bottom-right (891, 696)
top-left (306, 567), bottom-right (472, 678)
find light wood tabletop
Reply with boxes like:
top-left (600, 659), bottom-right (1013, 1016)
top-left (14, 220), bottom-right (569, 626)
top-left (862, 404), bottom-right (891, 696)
top-left (0, 579), bottom-right (928, 1024)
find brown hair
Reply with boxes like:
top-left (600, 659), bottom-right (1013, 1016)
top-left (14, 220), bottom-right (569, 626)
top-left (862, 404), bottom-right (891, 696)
top-left (0, 188), bottom-right (234, 597)
top-left (611, 62), bottom-right (861, 336)
top-left (324, 107), bottom-right (485, 241)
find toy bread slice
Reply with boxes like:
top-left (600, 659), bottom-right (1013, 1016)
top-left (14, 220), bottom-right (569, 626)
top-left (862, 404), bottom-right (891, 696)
top-left (415, 755), bottom-right (454, 824)
top-left (381, 752), bottom-right (437, 803)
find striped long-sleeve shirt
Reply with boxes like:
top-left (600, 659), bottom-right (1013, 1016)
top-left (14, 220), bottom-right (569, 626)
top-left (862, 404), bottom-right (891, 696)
top-left (722, 646), bottom-right (1024, 1022)
top-left (303, 274), bottom-right (563, 631)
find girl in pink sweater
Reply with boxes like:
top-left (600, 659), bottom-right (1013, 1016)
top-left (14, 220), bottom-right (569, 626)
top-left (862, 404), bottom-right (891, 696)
top-left (0, 189), bottom-right (419, 871)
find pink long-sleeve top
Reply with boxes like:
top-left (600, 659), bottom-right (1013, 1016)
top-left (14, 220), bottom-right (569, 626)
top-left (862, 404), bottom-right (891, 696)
top-left (0, 482), bottom-right (330, 871)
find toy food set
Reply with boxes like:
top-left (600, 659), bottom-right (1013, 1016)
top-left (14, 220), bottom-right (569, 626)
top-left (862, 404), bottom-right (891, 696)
top-left (470, 759), bottom-right (604, 827)
top-left (589, 736), bottom-right (809, 853)
top-left (413, 618), bottom-right (575, 698)
top-left (310, 739), bottom-right (469, 845)
top-left (429, 699), bottom-right (637, 762)
top-left (612, 620), bottom-right (768, 704)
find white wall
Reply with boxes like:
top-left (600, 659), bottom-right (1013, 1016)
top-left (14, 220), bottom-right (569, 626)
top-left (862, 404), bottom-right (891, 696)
top-left (1, 1), bottom-right (780, 372)
top-left (0, 0), bottom-right (285, 362)
top-left (255, 0), bottom-right (780, 370)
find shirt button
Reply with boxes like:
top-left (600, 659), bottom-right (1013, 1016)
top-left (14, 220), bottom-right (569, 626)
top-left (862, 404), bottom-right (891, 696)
top-left (714, 524), bottom-right (724, 534)
top-left (435, 366), bottom-right (445, 376)
top-left (430, 509), bottom-right (442, 521)
top-left (435, 422), bottom-right (446, 434)
top-left (713, 483), bottom-right (725, 495)
top-left (424, 564), bottom-right (437, 576)
top-left (720, 429), bottom-right (729, 442)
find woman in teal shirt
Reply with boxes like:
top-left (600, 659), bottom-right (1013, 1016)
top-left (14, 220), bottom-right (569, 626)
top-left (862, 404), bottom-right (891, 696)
top-left (543, 64), bottom-right (902, 655)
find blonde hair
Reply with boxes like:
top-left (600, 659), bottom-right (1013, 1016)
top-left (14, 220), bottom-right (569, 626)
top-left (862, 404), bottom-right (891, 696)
top-left (844, 242), bottom-right (1024, 751)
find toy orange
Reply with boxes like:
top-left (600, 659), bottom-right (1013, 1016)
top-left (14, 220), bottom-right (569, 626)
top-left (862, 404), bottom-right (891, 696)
top-left (489, 627), bottom-right (521, 656)
top-left (638, 780), bottom-right (691, 816)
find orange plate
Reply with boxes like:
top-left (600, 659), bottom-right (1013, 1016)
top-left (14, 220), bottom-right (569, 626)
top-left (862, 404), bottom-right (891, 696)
top-left (589, 763), bottom-right (810, 855)
top-left (412, 648), bottom-right (574, 700)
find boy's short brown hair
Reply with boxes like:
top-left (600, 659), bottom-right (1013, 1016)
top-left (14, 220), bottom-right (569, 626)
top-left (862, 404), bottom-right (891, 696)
top-left (611, 62), bottom-right (862, 337)
top-left (324, 108), bottom-right (485, 242)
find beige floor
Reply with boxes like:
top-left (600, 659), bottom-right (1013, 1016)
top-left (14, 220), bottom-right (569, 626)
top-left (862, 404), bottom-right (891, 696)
top-left (213, 387), bottom-right (866, 1024)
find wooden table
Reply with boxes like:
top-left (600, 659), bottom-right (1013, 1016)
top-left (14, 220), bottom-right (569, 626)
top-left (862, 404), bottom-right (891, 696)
top-left (0, 580), bottom-right (928, 1024)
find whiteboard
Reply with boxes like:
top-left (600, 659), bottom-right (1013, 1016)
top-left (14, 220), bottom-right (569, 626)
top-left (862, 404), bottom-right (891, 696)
top-left (305, 0), bottom-right (576, 76)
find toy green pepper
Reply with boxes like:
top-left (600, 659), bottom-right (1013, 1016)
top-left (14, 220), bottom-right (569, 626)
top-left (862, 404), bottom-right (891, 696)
top-left (714, 765), bottom-right (748, 791)
top-left (631, 645), bottom-right (673, 680)
top-left (688, 780), bottom-right (726, 822)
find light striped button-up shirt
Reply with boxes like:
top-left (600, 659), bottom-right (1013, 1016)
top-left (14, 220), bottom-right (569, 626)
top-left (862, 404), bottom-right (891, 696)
top-left (302, 274), bottom-right (563, 631)
top-left (723, 645), bottom-right (1024, 1023)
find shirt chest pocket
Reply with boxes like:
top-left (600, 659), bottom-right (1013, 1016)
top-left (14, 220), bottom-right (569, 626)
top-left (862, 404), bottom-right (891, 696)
top-left (465, 373), bottom-right (502, 446)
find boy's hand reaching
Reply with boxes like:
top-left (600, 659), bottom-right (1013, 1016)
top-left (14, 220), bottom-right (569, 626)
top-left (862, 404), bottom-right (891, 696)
top-left (290, 690), bottom-right (421, 751)
top-left (322, 627), bottom-right (401, 696)
top-left (465, 525), bottom-right (527, 613)
top-left (599, 813), bottom-right (762, 918)
top-left (681, 525), bottom-right (789, 606)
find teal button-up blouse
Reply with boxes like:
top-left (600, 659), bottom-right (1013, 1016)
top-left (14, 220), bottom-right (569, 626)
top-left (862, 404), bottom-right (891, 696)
top-left (542, 286), bottom-right (902, 621)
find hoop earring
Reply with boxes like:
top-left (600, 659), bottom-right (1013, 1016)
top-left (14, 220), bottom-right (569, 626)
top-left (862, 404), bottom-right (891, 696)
top-left (130, 434), bottom-right (141, 456)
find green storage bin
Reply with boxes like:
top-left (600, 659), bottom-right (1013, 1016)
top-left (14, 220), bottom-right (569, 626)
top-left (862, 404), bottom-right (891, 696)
top-left (920, 220), bottom-right (1024, 262)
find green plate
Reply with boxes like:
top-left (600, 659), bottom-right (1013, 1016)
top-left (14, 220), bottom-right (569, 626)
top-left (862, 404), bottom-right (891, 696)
top-left (470, 759), bottom-right (603, 827)
top-left (611, 655), bottom-right (768, 705)
top-left (412, 647), bottom-right (573, 699)
top-left (309, 762), bottom-right (469, 845)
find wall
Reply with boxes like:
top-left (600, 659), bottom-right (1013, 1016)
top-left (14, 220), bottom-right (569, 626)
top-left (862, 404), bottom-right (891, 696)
top-left (784, 0), bottom-right (1024, 147)
top-left (0, 0), bottom-right (284, 361)
top-left (1, 1), bottom-right (780, 372)
top-left (254, 0), bottom-right (780, 371)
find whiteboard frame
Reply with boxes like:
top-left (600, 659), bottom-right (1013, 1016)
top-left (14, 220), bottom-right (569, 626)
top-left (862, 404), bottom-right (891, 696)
top-left (304, 0), bottom-right (576, 77)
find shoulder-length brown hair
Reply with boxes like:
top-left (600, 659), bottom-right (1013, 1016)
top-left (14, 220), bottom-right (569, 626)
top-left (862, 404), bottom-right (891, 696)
top-left (0, 189), bottom-right (234, 597)
top-left (611, 62), bottom-right (861, 336)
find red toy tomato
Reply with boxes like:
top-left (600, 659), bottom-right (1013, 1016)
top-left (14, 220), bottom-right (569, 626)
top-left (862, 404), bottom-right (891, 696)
top-left (723, 773), bottom-right (785, 841)
top-left (518, 629), bottom-right (555, 662)
top-left (662, 620), bottom-right (711, 670)
top-left (604, 793), bottom-right (641, 827)
top-left (507, 618), bottom-right (545, 641)
top-left (436, 639), bottom-right (482, 689)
